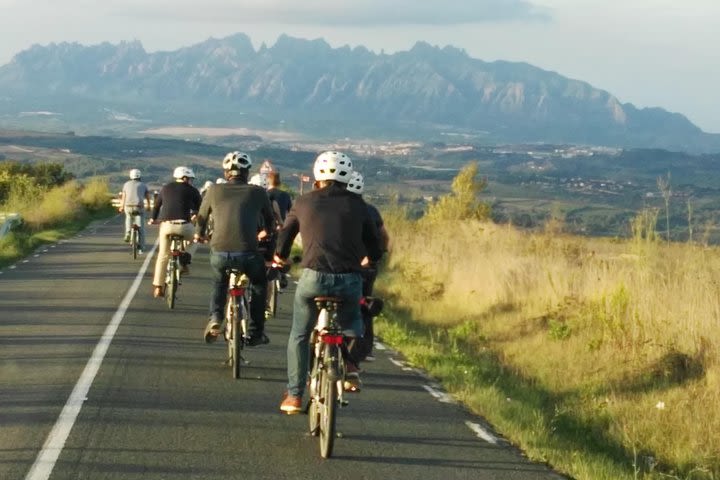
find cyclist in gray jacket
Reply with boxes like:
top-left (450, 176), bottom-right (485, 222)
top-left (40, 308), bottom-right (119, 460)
top-left (195, 151), bottom-right (276, 346)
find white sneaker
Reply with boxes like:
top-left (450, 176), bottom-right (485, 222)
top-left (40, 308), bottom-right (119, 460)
top-left (137, 249), bottom-right (144, 255)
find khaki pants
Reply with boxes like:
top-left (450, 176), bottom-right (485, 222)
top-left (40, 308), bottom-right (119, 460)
top-left (153, 221), bottom-right (195, 286)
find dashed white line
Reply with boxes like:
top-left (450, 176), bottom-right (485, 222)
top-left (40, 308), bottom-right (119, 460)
top-left (465, 421), bottom-right (499, 445)
top-left (422, 384), bottom-right (457, 404)
top-left (9, 265), bottom-right (16, 269)
top-left (24, 243), bottom-right (157, 480)
top-left (33, 254), bottom-right (40, 258)
top-left (374, 341), bottom-right (387, 350)
top-left (22, 260), bottom-right (29, 263)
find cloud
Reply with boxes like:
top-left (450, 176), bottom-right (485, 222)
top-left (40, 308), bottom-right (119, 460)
top-left (110, 0), bottom-right (551, 25)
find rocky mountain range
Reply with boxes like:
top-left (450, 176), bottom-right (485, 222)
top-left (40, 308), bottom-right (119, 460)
top-left (0, 33), bottom-right (718, 152)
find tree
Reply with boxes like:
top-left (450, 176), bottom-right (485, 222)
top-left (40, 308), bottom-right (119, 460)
top-left (422, 162), bottom-right (491, 223)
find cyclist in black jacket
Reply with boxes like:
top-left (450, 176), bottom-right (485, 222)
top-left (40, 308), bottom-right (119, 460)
top-left (274, 151), bottom-right (382, 414)
top-left (195, 151), bottom-right (276, 346)
top-left (347, 171), bottom-right (389, 363)
top-left (149, 166), bottom-right (201, 298)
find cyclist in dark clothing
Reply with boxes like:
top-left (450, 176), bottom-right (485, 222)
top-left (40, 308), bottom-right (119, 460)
top-left (149, 166), bottom-right (202, 298)
top-left (274, 151), bottom-right (382, 414)
top-left (266, 171), bottom-right (293, 223)
top-left (347, 171), bottom-right (390, 362)
top-left (195, 151), bottom-right (276, 346)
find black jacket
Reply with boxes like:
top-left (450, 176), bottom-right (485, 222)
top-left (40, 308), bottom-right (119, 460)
top-left (152, 181), bottom-right (202, 222)
top-left (276, 183), bottom-right (382, 273)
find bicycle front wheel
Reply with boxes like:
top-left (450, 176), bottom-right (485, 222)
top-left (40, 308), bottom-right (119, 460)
top-left (308, 351), bottom-right (321, 436)
top-left (319, 345), bottom-right (338, 458)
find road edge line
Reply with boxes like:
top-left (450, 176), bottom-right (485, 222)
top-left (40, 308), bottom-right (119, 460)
top-left (24, 243), bottom-right (158, 480)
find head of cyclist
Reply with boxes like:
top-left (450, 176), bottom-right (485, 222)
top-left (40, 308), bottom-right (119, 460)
top-left (312, 151), bottom-right (353, 189)
top-left (346, 171), bottom-right (364, 195)
top-left (129, 168), bottom-right (142, 181)
top-left (173, 166), bottom-right (195, 184)
top-left (259, 159), bottom-right (275, 176)
top-left (222, 151), bottom-right (252, 182)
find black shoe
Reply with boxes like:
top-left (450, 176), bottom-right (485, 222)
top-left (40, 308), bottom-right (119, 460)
top-left (246, 333), bottom-right (270, 347)
top-left (279, 274), bottom-right (289, 289)
top-left (204, 319), bottom-right (222, 343)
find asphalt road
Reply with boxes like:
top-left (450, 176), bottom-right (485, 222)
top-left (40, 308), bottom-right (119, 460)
top-left (0, 216), bottom-right (566, 480)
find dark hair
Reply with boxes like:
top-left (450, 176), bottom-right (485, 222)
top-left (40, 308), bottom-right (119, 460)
top-left (267, 171), bottom-right (280, 187)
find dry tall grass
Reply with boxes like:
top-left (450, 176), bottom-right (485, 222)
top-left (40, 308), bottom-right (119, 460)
top-left (379, 166), bottom-right (719, 477)
top-left (3, 177), bottom-right (112, 230)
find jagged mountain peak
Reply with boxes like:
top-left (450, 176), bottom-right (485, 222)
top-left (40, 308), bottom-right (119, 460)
top-left (0, 33), bottom-right (714, 151)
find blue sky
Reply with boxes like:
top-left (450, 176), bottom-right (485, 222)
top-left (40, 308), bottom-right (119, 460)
top-left (1, 0), bottom-right (718, 132)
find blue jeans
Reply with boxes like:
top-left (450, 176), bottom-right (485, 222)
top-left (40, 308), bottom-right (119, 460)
top-left (124, 209), bottom-right (145, 250)
top-left (209, 251), bottom-right (267, 338)
top-left (287, 269), bottom-right (363, 397)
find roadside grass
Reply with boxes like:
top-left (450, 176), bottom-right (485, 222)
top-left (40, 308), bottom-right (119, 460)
top-left (0, 177), bottom-right (114, 268)
top-left (373, 165), bottom-right (719, 479)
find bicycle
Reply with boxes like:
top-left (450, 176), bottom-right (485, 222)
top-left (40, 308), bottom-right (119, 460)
top-left (224, 268), bottom-right (251, 379)
top-left (265, 262), bottom-right (289, 319)
top-left (307, 296), bottom-right (349, 459)
top-left (128, 209), bottom-right (142, 259)
top-left (165, 234), bottom-right (185, 309)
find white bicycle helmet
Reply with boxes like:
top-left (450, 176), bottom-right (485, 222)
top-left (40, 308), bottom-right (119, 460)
top-left (200, 180), bottom-right (214, 194)
top-left (248, 173), bottom-right (268, 189)
top-left (347, 171), bottom-right (364, 194)
top-left (216, 178), bottom-right (227, 184)
top-left (173, 166), bottom-right (195, 179)
top-left (222, 151), bottom-right (252, 171)
top-left (129, 168), bottom-right (141, 180)
top-left (313, 151), bottom-right (353, 183)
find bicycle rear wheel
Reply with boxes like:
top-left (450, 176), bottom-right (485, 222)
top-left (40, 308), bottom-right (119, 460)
top-left (267, 278), bottom-right (278, 318)
top-left (131, 229), bottom-right (138, 259)
top-left (232, 298), bottom-right (243, 380)
top-left (166, 259), bottom-right (177, 309)
top-left (319, 345), bottom-right (338, 458)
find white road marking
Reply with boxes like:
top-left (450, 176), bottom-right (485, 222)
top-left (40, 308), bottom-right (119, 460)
top-left (9, 265), bottom-right (16, 269)
top-left (33, 254), bottom-right (40, 258)
top-left (389, 357), bottom-right (414, 371)
top-left (422, 384), bottom-right (457, 404)
top-left (374, 341), bottom-right (387, 350)
top-left (24, 243), bottom-right (158, 480)
top-left (465, 421), bottom-right (499, 445)
top-left (22, 260), bottom-right (29, 263)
